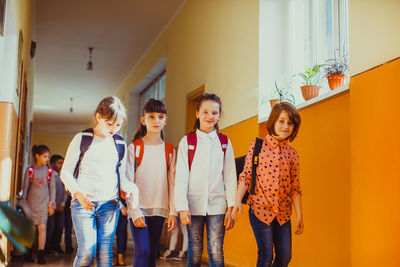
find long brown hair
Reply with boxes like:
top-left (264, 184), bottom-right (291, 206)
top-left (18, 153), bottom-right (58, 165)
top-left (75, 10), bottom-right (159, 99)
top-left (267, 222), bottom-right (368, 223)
top-left (193, 93), bottom-right (222, 132)
top-left (95, 96), bottom-right (127, 123)
top-left (133, 99), bottom-right (167, 140)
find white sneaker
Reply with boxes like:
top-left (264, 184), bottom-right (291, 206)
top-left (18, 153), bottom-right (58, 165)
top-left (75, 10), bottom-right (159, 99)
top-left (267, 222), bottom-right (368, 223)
top-left (174, 250), bottom-right (187, 261)
top-left (160, 250), bottom-right (174, 260)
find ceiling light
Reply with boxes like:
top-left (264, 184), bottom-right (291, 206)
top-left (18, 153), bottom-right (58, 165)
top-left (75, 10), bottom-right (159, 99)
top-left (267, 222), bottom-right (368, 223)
top-left (87, 47), bottom-right (93, 70)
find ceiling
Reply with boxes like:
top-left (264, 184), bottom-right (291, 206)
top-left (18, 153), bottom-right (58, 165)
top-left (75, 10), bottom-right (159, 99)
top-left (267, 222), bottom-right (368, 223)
top-left (33, 0), bottom-right (185, 135)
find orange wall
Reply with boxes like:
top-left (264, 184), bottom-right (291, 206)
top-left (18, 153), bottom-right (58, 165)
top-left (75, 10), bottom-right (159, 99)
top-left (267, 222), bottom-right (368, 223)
top-left (218, 94), bottom-right (351, 266)
top-left (350, 58), bottom-right (400, 267)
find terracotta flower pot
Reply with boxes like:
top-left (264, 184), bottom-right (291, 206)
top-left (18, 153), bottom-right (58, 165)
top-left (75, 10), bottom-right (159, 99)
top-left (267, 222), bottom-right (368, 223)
top-left (327, 74), bottom-right (346, 90)
top-left (300, 85), bottom-right (320, 101)
top-left (269, 99), bottom-right (280, 107)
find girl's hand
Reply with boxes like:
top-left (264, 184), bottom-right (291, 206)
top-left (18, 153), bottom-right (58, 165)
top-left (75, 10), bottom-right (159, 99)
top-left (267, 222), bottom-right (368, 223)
top-left (231, 202), bottom-right (242, 222)
top-left (133, 217), bottom-right (147, 228)
top-left (74, 192), bottom-right (95, 210)
top-left (294, 216), bottom-right (304, 235)
top-left (179, 211), bottom-right (191, 225)
top-left (48, 207), bottom-right (55, 216)
top-left (120, 206), bottom-right (127, 216)
top-left (167, 215), bottom-right (177, 232)
top-left (224, 207), bottom-right (234, 231)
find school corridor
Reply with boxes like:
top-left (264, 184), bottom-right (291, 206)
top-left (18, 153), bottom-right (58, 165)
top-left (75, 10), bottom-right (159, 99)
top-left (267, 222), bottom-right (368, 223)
top-left (1, 0), bottom-right (400, 266)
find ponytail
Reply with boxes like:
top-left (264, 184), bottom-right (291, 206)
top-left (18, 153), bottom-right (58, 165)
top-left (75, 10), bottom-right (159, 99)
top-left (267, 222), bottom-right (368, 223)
top-left (31, 145), bottom-right (50, 162)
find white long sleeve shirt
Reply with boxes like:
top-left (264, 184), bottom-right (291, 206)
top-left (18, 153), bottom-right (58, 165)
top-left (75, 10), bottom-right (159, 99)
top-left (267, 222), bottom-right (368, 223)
top-left (174, 129), bottom-right (237, 216)
top-left (60, 132), bottom-right (138, 207)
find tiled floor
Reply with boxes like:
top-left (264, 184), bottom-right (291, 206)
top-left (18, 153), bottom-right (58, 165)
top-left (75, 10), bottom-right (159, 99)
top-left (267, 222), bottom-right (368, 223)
top-left (10, 240), bottom-right (193, 267)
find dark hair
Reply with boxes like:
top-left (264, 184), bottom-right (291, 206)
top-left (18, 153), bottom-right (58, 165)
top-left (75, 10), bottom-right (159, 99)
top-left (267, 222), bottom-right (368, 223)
top-left (266, 102), bottom-right (301, 142)
top-left (193, 93), bottom-right (222, 132)
top-left (133, 99), bottom-right (167, 140)
top-left (31, 145), bottom-right (50, 161)
top-left (50, 154), bottom-right (64, 165)
top-left (95, 96), bottom-right (127, 124)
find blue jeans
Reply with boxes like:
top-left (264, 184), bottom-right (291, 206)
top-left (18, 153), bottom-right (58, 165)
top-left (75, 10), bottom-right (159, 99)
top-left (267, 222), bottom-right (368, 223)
top-left (187, 215), bottom-right (225, 267)
top-left (249, 210), bottom-right (292, 267)
top-left (130, 216), bottom-right (165, 267)
top-left (71, 199), bottom-right (119, 267)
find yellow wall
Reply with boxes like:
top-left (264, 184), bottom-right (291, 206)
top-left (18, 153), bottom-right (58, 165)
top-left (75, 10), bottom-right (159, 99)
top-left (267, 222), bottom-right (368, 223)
top-left (349, 0), bottom-right (400, 75)
top-left (117, 0), bottom-right (259, 146)
top-left (350, 58), bottom-right (400, 267)
top-left (32, 133), bottom-right (73, 158)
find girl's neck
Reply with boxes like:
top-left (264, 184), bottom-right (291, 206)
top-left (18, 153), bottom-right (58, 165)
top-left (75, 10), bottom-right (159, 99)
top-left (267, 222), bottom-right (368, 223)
top-left (36, 162), bottom-right (45, 167)
top-left (93, 125), bottom-right (107, 139)
top-left (142, 131), bottom-right (163, 145)
top-left (199, 126), bottom-right (215, 134)
top-left (271, 134), bottom-right (286, 142)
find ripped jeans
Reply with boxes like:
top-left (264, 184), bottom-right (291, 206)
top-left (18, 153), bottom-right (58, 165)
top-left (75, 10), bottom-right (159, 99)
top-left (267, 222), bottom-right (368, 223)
top-left (187, 214), bottom-right (225, 267)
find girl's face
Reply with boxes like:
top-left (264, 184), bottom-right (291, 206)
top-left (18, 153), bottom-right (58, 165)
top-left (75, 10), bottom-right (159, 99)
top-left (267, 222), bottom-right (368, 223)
top-left (141, 112), bottom-right (167, 134)
top-left (273, 110), bottom-right (294, 141)
top-left (96, 113), bottom-right (123, 137)
top-left (36, 152), bottom-right (50, 166)
top-left (196, 100), bottom-right (221, 133)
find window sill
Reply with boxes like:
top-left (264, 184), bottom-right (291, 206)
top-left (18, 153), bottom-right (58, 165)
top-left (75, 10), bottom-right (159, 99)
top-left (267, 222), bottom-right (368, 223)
top-left (258, 85), bottom-right (350, 123)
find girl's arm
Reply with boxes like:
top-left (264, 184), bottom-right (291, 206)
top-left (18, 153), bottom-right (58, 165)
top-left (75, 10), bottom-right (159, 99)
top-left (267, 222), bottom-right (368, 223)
top-left (21, 168), bottom-right (30, 200)
top-left (174, 137), bottom-right (191, 224)
top-left (60, 133), bottom-right (84, 196)
top-left (290, 150), bottom-right (303, 235)
top-left (48, 171), bottom-right (56, 215)
top-left (168, 148), bottom-right (178, 216)
top-left (231, 139), bottom-right (256, 221)
top-left (119, 143), bottom-right (139, 209)
top-left (223, 139), bottom-right (238, 208)
top-left (292, 194), bottom-right (303, 235)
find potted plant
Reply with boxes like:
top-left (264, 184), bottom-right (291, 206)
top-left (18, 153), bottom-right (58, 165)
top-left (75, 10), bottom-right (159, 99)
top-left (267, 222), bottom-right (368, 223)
top-left (268, 81), bottom-right (295, 107)
top-left (298, 65), bottom-right (322, 101)
top-left (324, 55), bottom-right (349, 90)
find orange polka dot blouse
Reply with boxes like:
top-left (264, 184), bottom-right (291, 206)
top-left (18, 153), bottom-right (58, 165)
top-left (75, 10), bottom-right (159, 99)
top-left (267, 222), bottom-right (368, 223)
top-left (239, 134), bottom-right (301, 226)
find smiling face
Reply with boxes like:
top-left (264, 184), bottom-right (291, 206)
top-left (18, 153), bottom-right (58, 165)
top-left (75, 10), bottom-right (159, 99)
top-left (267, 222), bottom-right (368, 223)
top-left (273, 110), bottom-right (294, 141)
top-left (196, 100), bottom-right (221, 133)
top-left (96, 113), bottom-right (123, 137)
top-left (35, 151), bottom-right (50, 166)
top-left (141, 112), bottom-right (167, 135)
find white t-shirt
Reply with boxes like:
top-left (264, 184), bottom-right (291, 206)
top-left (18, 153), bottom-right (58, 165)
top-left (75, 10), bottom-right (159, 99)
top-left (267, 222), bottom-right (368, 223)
top-left (61, 132), bottom-right (138, 206)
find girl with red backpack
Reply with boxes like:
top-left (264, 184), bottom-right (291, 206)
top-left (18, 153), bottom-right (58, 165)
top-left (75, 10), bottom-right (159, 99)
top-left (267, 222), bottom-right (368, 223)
top-left (21, 144), bottom-right (56, 264)
top-left (232, 102), bottom-right (304, 267)
top-left (174, 93), bottom-right (237, 267)
top-left (60, 96), bottom-right (139, 266)
top-left (126, 98), bottom-right (177, 267)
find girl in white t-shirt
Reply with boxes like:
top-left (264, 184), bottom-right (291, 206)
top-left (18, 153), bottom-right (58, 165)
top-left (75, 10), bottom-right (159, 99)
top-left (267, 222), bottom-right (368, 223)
top-left (174, 93), bottom-right (237, 267)
top-left (126, 98), bottom-right (177, 267)
top-left (61, 96), bottom-right (139, 267)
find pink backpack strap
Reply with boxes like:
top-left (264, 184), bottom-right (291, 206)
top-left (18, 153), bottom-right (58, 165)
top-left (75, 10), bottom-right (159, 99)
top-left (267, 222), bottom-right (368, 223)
top-left (186, 132), bottom-right (197, 171)
top-left (28, 166), bottom-right (34, 182)
top-left (47, 167), bottom-right (53, 184)
top-left (217, 133), bottom-right (228, 158)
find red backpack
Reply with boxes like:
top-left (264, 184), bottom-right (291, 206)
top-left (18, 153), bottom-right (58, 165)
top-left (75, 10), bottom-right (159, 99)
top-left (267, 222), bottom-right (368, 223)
top-left (27, 166), bottom-right (53, 184)
top-left (186, 132), bottom-right (228, 171)
top-left (121, 139), bottom-right (174, 200)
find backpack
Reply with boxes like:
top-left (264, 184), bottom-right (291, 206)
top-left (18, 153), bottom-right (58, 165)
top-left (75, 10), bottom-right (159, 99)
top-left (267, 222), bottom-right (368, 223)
top-left (27, 166), bottom-right (53, 184)
top-left (131, 139), bottom-right (174, 171)
top-left (235, 137), bottom-right (264, 204)
top-left (73, 128), bottom-right (125, 200)
top-left (186, 132), bottom-right (228, 171)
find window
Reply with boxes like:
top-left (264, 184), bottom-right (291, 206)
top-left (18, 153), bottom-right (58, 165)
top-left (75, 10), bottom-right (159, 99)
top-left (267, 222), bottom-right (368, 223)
top-left (139, 71), bottom-right (166, 113)
top-left (258, 0), bottom-right (349, 122)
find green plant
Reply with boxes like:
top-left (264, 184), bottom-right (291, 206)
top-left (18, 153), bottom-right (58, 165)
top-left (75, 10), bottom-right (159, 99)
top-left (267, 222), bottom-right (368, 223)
top-left (0, 201), bottom-right (35, 263)
top-left (298, 65), bottom-right (322, 86)
top-left (323, 55), bottom-right (349, 76)
top-left (270, 81), bottom-right (295, 104)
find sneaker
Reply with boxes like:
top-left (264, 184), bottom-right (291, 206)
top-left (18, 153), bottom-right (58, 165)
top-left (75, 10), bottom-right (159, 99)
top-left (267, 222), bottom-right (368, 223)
top-left (174, 251), bottom-right (187, 261)
top-left (37, 250), bottom-right (46, 265)
top-left (159, 250), bottom-right (176, 260)
top-left (55, 247), bottom-right (64, 254)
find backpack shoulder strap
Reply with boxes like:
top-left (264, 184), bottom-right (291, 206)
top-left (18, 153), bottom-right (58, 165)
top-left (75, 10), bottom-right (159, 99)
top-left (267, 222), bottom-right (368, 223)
top-left (217, 133), bottom-right (228, 157)
top-left (250, 137), bottom-right (264, 195)
top-left (186, 132), bottom-right (197, 171)
top-left (47, 167), bottom-right (53, 184)
top-left (113, 134), bottom-right (125, 166)
top-left (165, 142), bottom-right (174, 170)
top-left (28, 166), bottom-right (34, 182)
top-left (132, 139), bottom-right (144, 169)
top-left (73, 128), bottom-right (94, 178)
